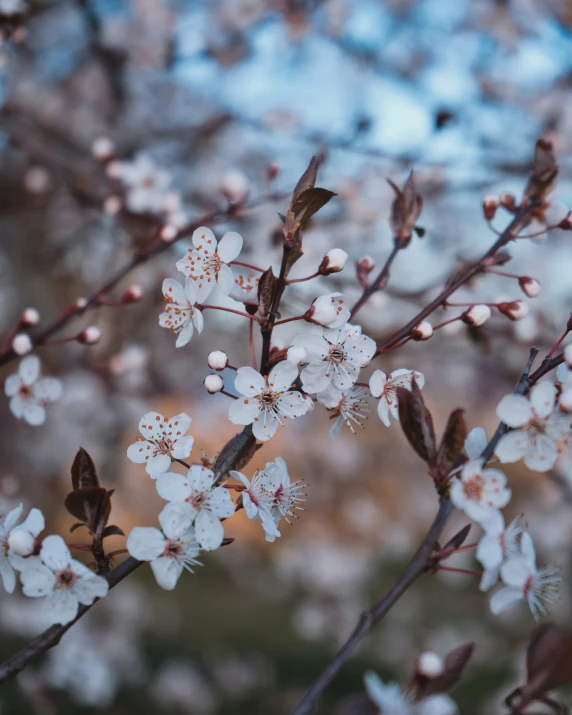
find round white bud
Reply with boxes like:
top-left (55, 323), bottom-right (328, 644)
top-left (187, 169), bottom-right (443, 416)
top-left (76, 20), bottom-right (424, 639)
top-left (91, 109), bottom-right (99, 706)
top-left (74, 297), bottom-right (88, 310)
top-left (103, 196), bottom-right (122, 215)
top-left (306, 293), bottom-right (350, 329)
top-left (498, 300), bottom-right (529, 321)
top-left (482, 195), bottom-right (499, 221)
top-left (24, 166), bottom-right (51, 195)
top-left (565, 344), bottom-right (572, 368)
top-left (462, 304), bottom-right (491, 327)
top-left (12, 333), bottom-right (32, 355)
top-left (91, 137), bottom-right (115, 161)
top-left (320, 248), bottom-right (349, 275)
top-left (411, 321), bottom-right (433, 341)
top-left (208, 351), bottom-right (229, 370)
top-left (78, 326), bottom-right (102, 345)
top-left (160, 224), bottom-right (178, 243)
top-left (204, 373), bottom-right (224, 393)
top-left (417, 651), bottom-right (445, 679)
top-left (123, 284), bottom-right (143, 302)
top-left (21, 308), bottom-right (40, 326)
top-left (8, 529), bottom-right (35, 557)
top-left (287, 345), bottom-right (307, 365)
top-left (519, 277), bottom-right (541, 298)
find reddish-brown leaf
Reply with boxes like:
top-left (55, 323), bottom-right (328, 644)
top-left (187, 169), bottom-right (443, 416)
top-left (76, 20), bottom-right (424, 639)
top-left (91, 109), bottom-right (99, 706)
top-left (424, 642), bottom-right (475, 695)
top-left (396, 381), bottom-right (437, 466)
top-left (70, 447), bottom-right (100, 490)
top-left (437, 409), bottom-right (467, 471)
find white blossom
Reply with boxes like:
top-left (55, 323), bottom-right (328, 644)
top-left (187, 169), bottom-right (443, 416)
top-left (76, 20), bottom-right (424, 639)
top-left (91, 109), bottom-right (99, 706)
top-left (464, 427), bottom-right (487, 460)
top-left (155, 465), bottom-right (235, 550)
top-left (306, 293), bottom-right (350, 329)
top-left (476, 512), bottom-right (526, 591)
top-left (126, 503), bottom-right (202, 590)
top-left (127, 411), bottom-right (194, 478)
top-left (450, 461), bottom-right (511, 525)
top-left (159, 278), bottom-right (204, 348)
top-left (364, 672), bottom-right (457, 715)
top-left (12, 333), bottom-right (32, 356)
top-left (229, 271), bottom-right (259, 306)
top-left (4, 356), bottom-right (63, 425)
top-left (20, 535), bottom-right (108, 625)
top-left (109, 154), bottom-right (174, 215)
top-left (256, 457), bottom-right (304, 542)
top-left (175, 226), bottom-right (243, 302)
top-left (317, 384), bottom-right (371, 440)
top-left (369, 369), bottom-right (425, 427)
top-left (0, 504), bottom-right (44, 593)
top-left (490, 534), bottom-right (561, 620)
top-left (228, 361), bottom-right (310, 441)
top-left (292, 326), bottom-right (376, 394)
top-left (229, 466), bottom-right (281, 541)
top-left (495, 381), bottom-right (571, 471)
top-left (565, 344), bottom-right (572, 368)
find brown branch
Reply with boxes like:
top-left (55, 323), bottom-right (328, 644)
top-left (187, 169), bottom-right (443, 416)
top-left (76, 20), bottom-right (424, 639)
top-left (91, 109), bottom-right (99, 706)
top-left (350, 243), bottom-right (401, 319)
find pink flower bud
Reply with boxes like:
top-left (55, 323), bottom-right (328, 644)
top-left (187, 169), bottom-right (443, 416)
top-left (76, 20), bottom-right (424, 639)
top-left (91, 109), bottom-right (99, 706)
top-left (482, 195), bottom-right (499, 221)
top-left (160, 224), bottom-right (178, 243)
top-left (499, 192), bottom-right (517, 212)
top-left (519, 276), bottom-right (541, 298)
top-left (204, 373), bottom-right (224, 393)
top-left (78, 326), bottom-right (102, 344)
top-left (123, 285), bottom-right (143, 303)
top-left (287, 345), bottom-right (307, 365)
top-left (305, 293), bottom-right (350, 329)
top-left (91, 137), bottom-right (115, 162)
top-left (267, 161), bottom-right (280, 182)
top-left (559, 389), bottom-right (572, 413)
top-left (411, 321), bottom-right (433, 340)
top-left (21, 308), bottom-right (40, 326)
top-left (208, 351), bottom-right (228, 370)
top-left (498, 300), bottom-right (529, 321)
top-left (356, 256), bottom-right (375, 274)
top-left (565, 344), bottom-right (572, 368)
top-left (8, 529), bottom-right (35, 557)
top-left (559, 211), bottom-right (572, 230)
top-left (319, 248), bottom-right (349, 275)
top-left (74, 297), bottom-right (88, 311)
top-left (417, 651), bottom-right (445, 679)
top-left (103, 196), bottom-right (122, 215)
top-left (462, 304), bottom-right (491, 327)
top-left (12, 333), bottom-right (32, 355)
top-left (221, 170), bottom-right (249, 205)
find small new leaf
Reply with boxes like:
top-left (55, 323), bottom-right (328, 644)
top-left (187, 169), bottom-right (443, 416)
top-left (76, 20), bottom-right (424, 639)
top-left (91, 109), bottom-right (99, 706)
top-left (441, 524), bottom-right (471, 555)
top-left (524, 138), bottom-right (558, 202)
top-left (290, 187), bottom-right (337, 231)
top-left (71, 447), bottom-right (100, 490)
top-left (396, 380), bottom-right (437, 466)
top-left (437, 409), bottom-right (467, 471)
top-left (257, 267), bottom-right (277, 318)
top-left (291, 155), bottom-right (323, 206)
top-left (388, 171), bottom-right (424, 248)
top-left (102, 524), bottom-right (125, 539)
top-left (64, 487), bottom-right (105, 523)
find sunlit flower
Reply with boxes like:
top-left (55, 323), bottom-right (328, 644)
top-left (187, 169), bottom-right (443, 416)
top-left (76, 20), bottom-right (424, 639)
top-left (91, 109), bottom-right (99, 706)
top-left (126, 503), bottom-right (202, 590)
top-left (176, 226), bottom-right (243, 302)
top-left (228, 361), bottom-right (310, 441)
top-left (450, 460), bottom-right (511, 524)
top-left (20, 535), bottom-right (108, 625)
top-left (490, 534), bottom-right (561, 620)
top-left (292, 326), bottom-right (376, 394)
top-left (4, 356), bottom-right (63, 425)
top-left (317, 384), bottom-right (371, 440)
top-left (126, 410), bottom-right (194, 478)
top-left (155, 465), bottom-right (235, 550)
top-left (0, 504), bottom-right (44, 593)
top-left (159, 278), bottom-right (204, 348)
top-left (495, 381), bottom-right (571, 472)
top-left (476, 511), bottom-right (527, 591)
top-left (369, 369), bottom-right (425, 427)
top-left (364, 672), bottom-right (457, 715)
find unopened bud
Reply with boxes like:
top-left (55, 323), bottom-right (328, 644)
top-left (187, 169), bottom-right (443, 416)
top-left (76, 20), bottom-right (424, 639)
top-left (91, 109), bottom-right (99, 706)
top-left (498, 300), bottom-right (529, 321)
top-left (21, 308), bottom-right (40, 326)
top-left (74, 297), bottom-right (88, 311)
top-left (559, 389), bottom-right (572, 413)
top-left (208, 351), bottom-right (228, 370)
top-left (204, 373), bottom-right (224, 393)
top-left (221, 169), bottom-right (249, 205)
top-left (123, 285), bottom-right (143, 303)
top-left (417, 651), bottom-right (445, 679)
top-left (105, 161), bottom-right (122, 179)
top-left (319, 248), bottom-right (348, 275)
top-left (500, 192), bottom-right (517, 212)
top-left (267, 161), bottom-right (280, 182)
top-left (12, 333), bottom-right (33, 355)
top-left (482, 195), bottom-right (499, 221)
top-left (287, 345), bottom-right (307, 365)
top-left (8, 529), bottom-right (35, 557)
top-left (559, 211), bottom-right (572, 230)
top-left (305, 293), bottom-right (350, 329)
top-left (104, 196), bottom-right (122, 215)
top-left (160, 224), bottom-right (178, 243)
top-left (78, 326), bottom-right (102, 344)
top-left (462, 304), bottom-right (491, 327)
top-left (356, 256), bottom-right (375, 274)
top-left (24, 166), bottom-right (51, 194)
top-left (411, 321), bottom-right (433, 341)
top-left (91, 137), bottom-right (115, 162)
top-left (565, 344), bottom-right (572, 368)
top-left (519, 276), bottom-right (541, 298)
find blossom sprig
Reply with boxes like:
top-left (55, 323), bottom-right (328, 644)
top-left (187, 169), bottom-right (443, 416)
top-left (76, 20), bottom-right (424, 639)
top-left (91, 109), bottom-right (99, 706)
top-left (0, 502), bottom-right (44, 593)
top-left (317, 384), bottom-right (371, 440)
top-left (127, 411), bottom-right (194, 478)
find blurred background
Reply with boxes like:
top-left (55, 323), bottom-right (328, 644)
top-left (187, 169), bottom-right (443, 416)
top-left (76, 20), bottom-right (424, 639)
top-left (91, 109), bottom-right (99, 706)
top-left (1, 0), bottom-right (572, 713)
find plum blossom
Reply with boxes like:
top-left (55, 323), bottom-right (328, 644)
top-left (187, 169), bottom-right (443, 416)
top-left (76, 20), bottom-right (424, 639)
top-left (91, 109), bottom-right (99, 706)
top-left (229, 271), bottom-right (259, 307)
top-left (369, 369), bottom-right (425, 427)
top-left (490, 534), bottom-right (561, 620)
top-left (4, 356), bottom-right (63, 425)
top-left (306, 293), bottom-right (350, 328)
top-left (126, 503), bottom-right (202, 590)
top-left (228, 361), bottom-right (310, 441)
top-left (317, 384), bottom-right (371, 440)
top-left (176, 226), bottom-right (243, 301)
top-left (259, 457), bottom-right (304, 542)
top-left (476, 512), bottom-right (527, 591)
top-left (0, 504), bottom-right (44, 593)
top-left (159, 278), bottom-right (204, 348)
top-left (155, 466), bottom-right (235, 550)
top-left (19, 535), bottom-right (108, 625)
top-left (108, 154), bottom-right (175, 215)
top-left (127, 411), bottom-right (194, 478)
top-left (495, 381), bottom-right (571, 471)
top-left (292, 326), bottom-right (376, 394)
top-left (229, 466), bottom-right (281, 541)
top-left (450, 461), bottom-right (511, 525)
top-left (364, 672), bottom-right (457, 715)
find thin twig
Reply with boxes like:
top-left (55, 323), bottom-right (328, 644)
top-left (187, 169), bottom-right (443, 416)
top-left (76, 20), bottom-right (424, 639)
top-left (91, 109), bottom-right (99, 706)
top-left (350, 243), bottom-right (401, 319)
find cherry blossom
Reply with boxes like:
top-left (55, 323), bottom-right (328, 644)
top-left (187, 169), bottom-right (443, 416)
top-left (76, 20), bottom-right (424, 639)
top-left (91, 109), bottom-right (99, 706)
top-left (108, 154), bottom-right (174, 215)
top-left (369, 369), bottom-right (425, 427)
top-left (155, 465), bottom-right (235, 550)
top-left (126, 503), bottom-right (202, 590)
top-left (228, 361), bottom-right (310, 441)
top-left (127, 411), bottom-right (194, 478)
top-left (317, 384), bottom-right (371, 440)
top-left (176, 226), bottom-right (243, 301)
top-left (490, 534), bottom-right (561, 620)
top-left (0, 504), bottom-right (44, 593)
top-left (260, 457), bottom-right (305, 542)
top-left (4, 356), bottom-right (63, 426)
top-left (229, 466), bottom-right (280, 541)
top-left (476, 512), bottom-right (526, 591)
top-left (19, 535), bottom-right (108, 625)
top-left (450, 461), bottom-right (511, 525)
top-left (306, 293), bottom-right (350, 328)
top-left (159, 278), bottom-right (204, 348)
top-left (229, 270), bottom-right (259, 307)
top-left (292, 326), bottom-right (376, 394)
top-left (495, 381), bottom-right (571, 471)
top-left (364, 672), bottom-right (457, 715)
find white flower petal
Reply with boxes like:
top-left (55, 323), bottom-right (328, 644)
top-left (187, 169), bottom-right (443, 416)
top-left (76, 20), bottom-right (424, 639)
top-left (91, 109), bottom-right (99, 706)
top-left (158, 502), bottom-right (195, 540)
top-left (368, 370), bottom-right (387, 398)
top-left (268, 361), bottom-right (298, 392)
top-left (496, 394), bottom-right (533, 428)
top-left (228, 397), bottom-right (260, 425)
top-left (146, 453), bottom-right (172, 477)
top-left (490, 585), bottom-right (524, 615)
top-left (377, 397), bottom-right (391, 426)
top-left (127, 527), bottom-right (166, 561)
top-left (234, 367), bottom-right (265, 397)
top-left (40, 535), bottom-right (71, 572)
top-left (150, 557), bottom-right (184, 590)
top-left (300, 361), bottom-right (332, 393)
top-left (171, 435), bottom-right (194, 460)
top-left (530, 381), bottom-right (556, 419)
top-left (465, 427), bottom-right (488, 460)
top-left (495, 430), bottom-right (529, 463)
top-left (73, 574), bottom-right (109, 605)
top-left (217, 231), bottom-right (243, 263)
top-left (19, 356), bottom-right (40, 385)
top-left (155, 473), bottom-right (192, 502)
top-left (500, 556), bottom-right (533, 588)
top-left (252, 411), bottom-right (281, 441)
top-left (216, 263), bottom-right (235, 295)
top-left (208, 487), bottom-right (235, 518)
top-left (191, 226), bottom-right (217, 251)
top-left (194, 510), bottom-right (224, 550)
top-left (22, 402), bottom-right (46, 426)
top-left (0, 557), bottom-right (16, 593)
top-left (45, 588), bottom-right (79, 625)
top-left (524, 434), bottom-right (559, 472)
top-left (21, 564), bottom-right (56, 597)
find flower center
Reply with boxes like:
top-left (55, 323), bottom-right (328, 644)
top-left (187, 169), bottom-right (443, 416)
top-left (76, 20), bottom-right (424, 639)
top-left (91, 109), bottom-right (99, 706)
top-left (328, 345), bottom-right (346, 364)
top-left (18, 385), bottom-right (33, 399)
top-left (462, 474), bottom-right (485, 502)
top-left (258, 390), bottom-right (277, 408)
top-left (164, 540), bottom-right (182, 558)
top-left (57, 569), bottom-right (77, 589)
